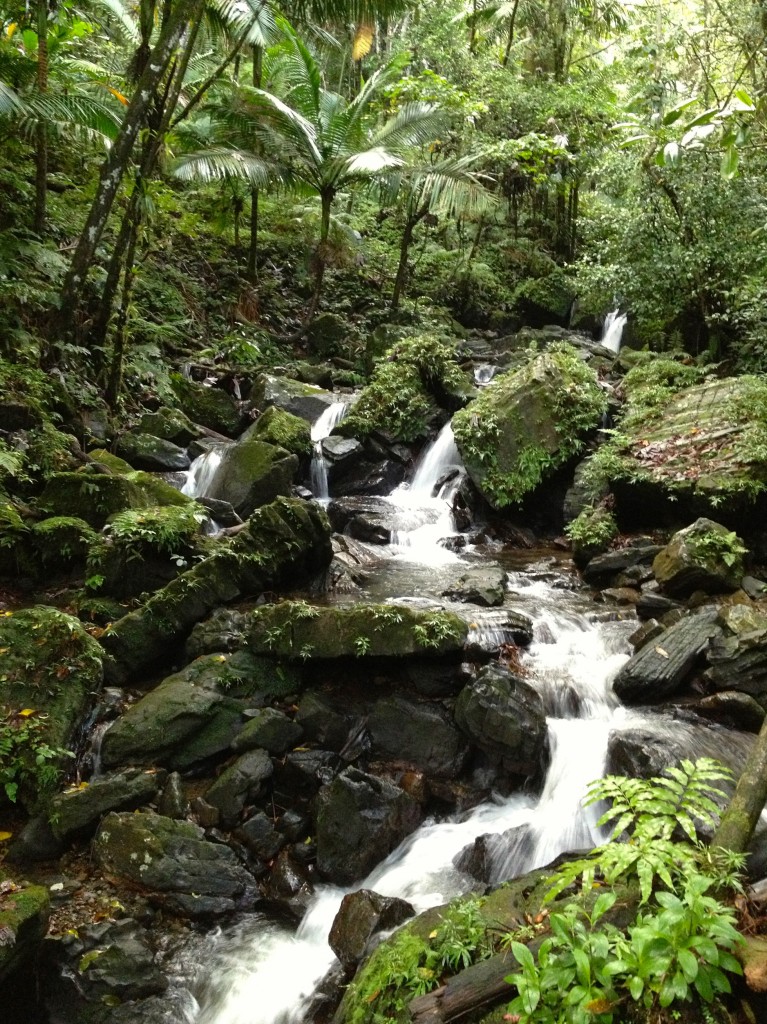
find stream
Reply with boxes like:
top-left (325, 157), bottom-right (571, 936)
top-left (170, 409), bottom-right (645, 1024)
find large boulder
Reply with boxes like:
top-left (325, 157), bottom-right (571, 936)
top-left (100, 497), bottom-right (332, 683)
top-left (100, 653), bottom-right (279, 770)
top-left (249, 374), bottom-right (338, 423)
top-left (169, 375), bottom-right (245, 437)
top-left (652, 518), bottom-right (746, 597)
top-left (329, 890), bottom-right (414, 971)
top-left (115, 432), bottom-right (191, 472)
top-left (93, 811), bottom-right (256, 916)
top-left (247, 601), bottom-right (468, 660)
top-left (204, 438), bottom-right (298, 517)
top-left (454, 664), bottom-right (547, 776)
top-left (204, 748), bottom-right (273, 827)
top-left (705, 604), bottom-right (767, 706)
top-left (245, 405), bottom-right (312, 457)
top-left (50, 768), bottom-right (166, 841)
top-left (441, 563), bottom-right (507, 607)
top-left (0, 607), bottom-right (103, 807)
top-left (232, 708), bottom-right (303, 755)
top-left (612, 607), bottom-right (722, 703)
top-left (315, 767), bottom-right (421, 884)
top-left (368, 696), bottom-right (468, 776)
top-left (452, 346), bottom-right (606, 508)
top-left (138, 407), bottom-right (199, 446)
top-left (39, 469), bottom-right (189, 528)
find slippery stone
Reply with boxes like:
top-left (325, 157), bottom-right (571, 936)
top-left (232, 707), bottom-right (303, 755)
top-left (115, 432), bottom-right (191, 472)
top-left (368, 696), bottom-right (468, 776)
top-left (653, 518), bottom-right (746, 597)
top-left (204, 748), bottom-right (273, 828)
top-left (0, 883), bottom-right (50, 984)
top-left (51, 768), bottom-right (167, 841)
top-left (441, 562), bottom-right (507, 607)
top-left (329, 889), bottom-right (414, 970)
top-left (203, 438), bottom-right (298, 517)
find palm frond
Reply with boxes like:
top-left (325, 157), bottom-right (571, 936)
top-left (371, 101), bottom-right (446, 153)
top-left (23, 93), bottom-right (122, 141)
top-left (88, 0), bottom-right (141, 44)
top-left (342, 146), bottom-right (404, 176)
top-left (171, 147), bottom-right (275, 186)
top-left (286, 0), bottom-right (414, 23)
top-left (0, 80), bottom-right (23, 117)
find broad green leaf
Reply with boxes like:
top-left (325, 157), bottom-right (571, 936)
top-left (722, 146), bottom-right (739, 180)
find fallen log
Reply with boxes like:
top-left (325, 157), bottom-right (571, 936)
top-left (408, 952), bottom-right (516, 1024)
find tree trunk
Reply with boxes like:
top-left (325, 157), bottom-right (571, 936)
top-left (247, 44), bottom-right (263, 283)
top-left (501, 0), bottom-right (521, 67)
top-left (713, 716), bottom-right (767, 853)
top-left (306, 190), bottom-right (333, 325)
top-left (105, 218), bottom-right (140, 409)
top-left (34, 0), bottom-right (49, 235)
top-left (57, 0), bottom-right (203, 336)
top-left (391, 216), bottom-right (417, 310)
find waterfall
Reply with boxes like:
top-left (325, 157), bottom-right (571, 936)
top-left (474, 364), bottom-right (496, 386)
top-left (310, 402), bottom-right (349, 502)
top-left (182, 572), bottom-right (635, 1024)
top-left (182, 444), bottom-right (229, 499)
top-left (387, 424), bottom-right (465, 559)
top-left (601, 309), bottom-right (627, 355)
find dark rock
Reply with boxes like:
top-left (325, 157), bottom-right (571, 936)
top-left (326, 496), bottom-right (398, 544)
top-left (93, 811), bottom-right (256, 913)
top-left (276, 810), bottom-right (310, 842)
top-left (627, 619), bottom-right (665, 652)
top-left (0, 884), bottom-right (49, 984)
top-left (184, 609), bottom-right (247, 656)
top-left (581, 543), bottom-right (664, 586)
top-left (563, 457), bottom-right (610, 524)
top-left (454, 664), bottom-right (547, 776)
top-left (157, 772), bottom-right (189, 819)
top-left (276, 749), bottom-right (337, 798)
top-left (743, 576), bottom-right (767, 600)
top-left (115, 432), bottom-right (191, 472)
top-left (5, 815), bottom-right (64, 865)
top-left (692, 691), bottom-right (766, 732)
top-left (101, 497), bottom-right (332, 684)
top-left (234, 811), bottom-right (285, 860)
top-left (190, 797), bottom-right (220, 829)
top-left (368, 696), bottom-right (468, 776)
top-left (315, 767), bottom-right (421, 884)
top-left (263, 849), bottom-right (314, 919)
top-left (205, 748), bottom-right (274, 827)
top-left (249, 374), bottom-right (338, 423)
top-left (138, 407), bottom-right (199, 447)
top-left (704, 604), bottom-right (767, 706)
top-left (232, 707), bottom-right (303, 755)
top-left (329, 890), bottom-right (414, 970)
top-left (442, 563), bottom-right (507, 607)
top-left (196, 496), bottom-right (242, 527)
top-left (636, 590), bottom-right (683, 620)
top-left (51, 768), bottom-right (167, 841)
top-left (72, 919), bottom-right (167, 1002)
top-left (296, 693), bottom-right (355, 751)
top-left (653, 518), bottom-right (746, 597)
top-left (331, 458), bottom-right (407, 497)
top-left (601, 586), bottom-right (640, 605)
top-left (612, 607), bottom-right (722, 703)
top-left (406, 660), bottom-right (471, 697)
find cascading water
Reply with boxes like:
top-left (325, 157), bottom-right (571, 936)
top-left (182, 443), bottom-right (229, 499)
top-left (601, 309), bottom-right (627, 355)
top-left (178, 567), bottom-right (636, 1024)
top-left (388, 423), bottom-right (465, 559)
top-left (310, 402), bottom-right (350, 502)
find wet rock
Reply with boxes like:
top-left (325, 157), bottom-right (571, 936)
top-left (653, 518), bottom-right (746, 598)
top-left (368, 696), bottom-right (468, 776)
top-left (157, 772), bottom-right (189, 820)
top-left (248, 601), bottom-right (468, 660)
top-left (170, 375), bottom-right (245, 437)
top-left (246, 405), bottom-right (312, 457)
top-left (263, 849), bottom-right (314, 919)
top-left (315, 767), bottom-right (421, 884)
top-left (275, 749), bottom-right (337, 797)
top-left (190, 796), bottom-right (220, 829)
top-left (101, 497), bottom-right (332, 683)
top-left (93, 811), bottom-right (256, 913)
top-left (331, 457), bottom-right (407, 497)
top-left (326, 496), bottom-right (398, 543)
top-left (71, 919), bottom-right (167, 1002)
top-left (184, 608), bottom-right (250, 655)
top-left (205, 748), bottom-right (274, 828)
top-left (454, 664), bottom-right (547, 776)
top-left (4, 815), bottom-right (64, 865)
top-left (39, 469), bottom-right (190, 528)
top-left (234, 812), bottom-right (285, 861)
top-left (628, 619), bottom-right (665, 652)
top-left (196, 496), bottom-right (242, 527)
top-left (329, 890), bottom-right (414, 971)
top-left (295, 693), bottom-right (356, 751)
top-left (277, 809), bottom-right (310, 842)
top-left (442, 563), bottom-right (507, 607)
top-left (454, 827), bottom-right (529, 885)
top-left (563, 457), bottom-right (610, 524)
top-left (691, 691), bottom-right (765, 732)
top-left (232, 707), bottom-right (303, 755)
top-left (600, 586), bottom-right (640, 606)
top-left (612, 607), bottom-right (722, 703)
top-left (635, 589), bottom-right (683, 620)
top-left (322, 437), bottom-right (365, 485)
top-left (51, 768), bottom-right (167, 841)
top-left (406, 660), bottom-right (471, 697)
top-left (115, 432), bottom-right (190, 472)
top-left (0, 883), bottom-right (49, 984)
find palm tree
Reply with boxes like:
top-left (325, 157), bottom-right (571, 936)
top-left (224, 26), bottom-right (449, 332)
top-left (380, 155), bottom-right (496, 309)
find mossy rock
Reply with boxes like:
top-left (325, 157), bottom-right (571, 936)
top-left (39, 470), bottom-right (190, 528)
top-left (87, 449), bottom-right (134, 474)
top-left (245, 405), bottom-right (312, 458)
top-left (249, 373), bottom-right (337, 423)
top-left (205, 439), bottom-right (298, 517)
top-left (248, 602), bottom-right (468, 660)
top-left (0, 882), bottom-right (50, 984)
top-left (452, 345), bottom-right (606, 509)
top-left (652, 518), bottom-right (747, 597)
top-left (114, 432), bottom-right (190, 472)
top-left (138, 407), bottom-right (199, 446)
top-left (169, 375), bottom-right (245, 438)
top-left (0, 607), bottom-right (103, 807)
top-left (30, 516), bottom-right (97, 572)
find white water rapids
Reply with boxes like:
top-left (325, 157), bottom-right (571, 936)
top-left (601, 309), bottom-right (627, 355)
top-left (176, 571), bottom-right (636, 1024)
top-left (310, 401), bottom-right (350, 502)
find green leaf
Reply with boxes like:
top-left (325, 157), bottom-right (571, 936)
top-left (678, 948), bottom-right (699, 982)
top-left (721, 145), bottom-right (739, 180)
top-left (628, 974), bottom-right (644, 1001)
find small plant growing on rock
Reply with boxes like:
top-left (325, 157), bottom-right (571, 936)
top-left (0, 708), bottom-right (73, 803)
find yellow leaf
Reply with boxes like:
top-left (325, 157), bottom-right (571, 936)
top-left (654, 646), bottom-right (669, 659)
top-left (6, 23), bottom-right (17, 40)
top-left (18, 708), bottom-right (36, 717)
top-left (107, 86), bottom-right (129, 106)
top-left (0, 831), bottom-right (12, 842)
top-left (352, 23), bottom-right (374, 61)
top-left (0, 648), bottom-right (7, 655)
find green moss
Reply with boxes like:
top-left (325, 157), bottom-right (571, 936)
top-left (39, 469), bottom-right (190, 528)
top-left (0, 883), bottom-right (50, 983)
top-left (169, 374), bottom-right (242, 437)
top-left (453, 344), bottom-right (606, 507)
top-left (247, 405), bottom-right (312, 457)
top-left (565, 506), bottom-right (618, 566)
top-left (31, 516), bottom-right (96, 569)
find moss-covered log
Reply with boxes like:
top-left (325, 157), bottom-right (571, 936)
top-left (100, 497), bottom-right (332, 683)
top-left (713, 715), bottom-right (767, 853)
